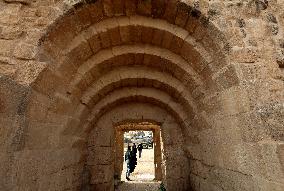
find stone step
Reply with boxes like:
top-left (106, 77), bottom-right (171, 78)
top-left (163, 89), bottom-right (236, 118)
top-left (115, 181), bottom-right (160, 191)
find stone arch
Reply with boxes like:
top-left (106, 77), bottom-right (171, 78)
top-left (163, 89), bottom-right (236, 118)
top-left (6, 1), bottom-right (284, 191)
top-left (24, 1), bottom-right (243, 190)
top-left (38, 13), bottom-right (233, 96)
top-left (69, 45), bottom-right (203, 93)
top-left (85, 102), bottom-right (189, 191)
top-left (78, 88), bottom-right (191, 137)
top-left (58, 86), bottom-right (190, 139)
top-left (80, 67), bottom-right (197, 110)
top-left (84, 87), bottom-right (189, 125)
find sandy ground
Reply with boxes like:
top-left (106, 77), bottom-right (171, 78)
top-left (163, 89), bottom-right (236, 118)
top-left (116, 148), bottom-right (160, 191)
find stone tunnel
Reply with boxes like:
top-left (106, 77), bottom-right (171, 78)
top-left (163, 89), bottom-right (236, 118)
top-left (0, 0), bottom-right (284, 191)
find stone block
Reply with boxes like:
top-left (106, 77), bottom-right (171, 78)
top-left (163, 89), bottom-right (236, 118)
top-left (119, 25), bottom-right (132, 44)
top-left (213, 64), bottom-right (240, 90)
top-left (0, 25), bottom-right (23, 40)
top-left (4, 0), bottom-right (33, 5)
top-left (141, 26), bottom-right (154, 44)
top-left (86, 1), bottom-right (104, 23)
top-left (192, 24), bottom-right (207, 41)
top-left (130, 25), bottom-right (142, 43)
top-left (61, 117), bottom-right (81, 136)
top-left (161, 31), bottom-right (173, 49)
top-left (151, 28), bottom-right (164, 46)
top-left (112, 0), bottom-right (124, 16)
top-left (26, 96), bottom-right (49, 122)
top-left (199, 178), bottom-right (223, 191)
top-left (0, 76), bottom-right (29, 118)
top-left (109, 27), bottom-right (121, 46)
top-left (0, 39), bottom-right (15, 57)
top-left (38, 163), bottom-right (82, 191)
top-left (31, 68), bottom-right (64, 96)
top-left (255, 143), bottom-right (284, 183)
top-left (64, 37), bottom-right (93, 67)
top-left (41, 12), bottom-right (81, 56)
top-left (185, 15), bottom-right (199, 34)
top-left (0, 61), bottom-right (16, 77)
top-left (14, 60), bottom-right (47, 85)
top-left (254, 176), bottom-right (284, 191)
top-left (25, 122), bottom-right (55, 149)
top-left (175, 2), bottom-right (190, 28)
top-left (277, 144), bottom-right (284, 173)
top-left (151, 0), bottom-right (166, 18)
top-left (89, 164), bottom-right (114, 184)
top-left (230, 47), bottom-right (260, 63)
top-left (219, 87), bottom-right (250, 116)
top-left (99, 31), bottom-right (111, 49)
top-left (207, 167), bottom-right (256, 191)
top-left (125, 0), bottom-right (136, 15)
top-left (0, 4), bottom-right (21, 24)
top-left (87, 146), bottom-right (114, 165)
top-left (169, 36), bottom-right (184, 54)
top-left (137, 0), bottom-right (152, 16)
top-left (90, 182), bottom-right (113, 191)
top-left (74, 5), bottom-right (92, 29)
top-left (163, 0), bottom-right (178, 24)
top-left (103, 0), bottom-right (114, 17)
top-left (180, 42), bottom-right (206, 73)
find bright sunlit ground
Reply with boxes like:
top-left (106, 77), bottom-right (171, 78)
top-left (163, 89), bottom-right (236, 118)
top-left (116, 147), bottom-right (160, 191)
top-left (121, 147), bottom-right (155, 182)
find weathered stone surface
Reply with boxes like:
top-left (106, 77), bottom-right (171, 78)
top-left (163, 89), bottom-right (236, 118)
top-left (0, 0), bottom-right (283, 191)
top-left (4, 0), bottom-right (33, 5)
top-left (0, 26), bottom-right (23, 40)
top-left (13, 43), bottom-right (37, 60)
top-left (0, 40), bottom-right (15, 57)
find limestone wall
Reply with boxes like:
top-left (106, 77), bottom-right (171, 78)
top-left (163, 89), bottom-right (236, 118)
top-left (0, 0), bottom-right (283, 191)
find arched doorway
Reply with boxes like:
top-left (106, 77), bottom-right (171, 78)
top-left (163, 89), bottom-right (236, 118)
top-left (6, 1), bottom-right (282, 191)
top-left (83, 103), bottom-right (189, 190)
top-left (26, 1), bottom-right (238, 190)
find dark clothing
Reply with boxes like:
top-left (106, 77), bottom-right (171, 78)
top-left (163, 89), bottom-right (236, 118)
top-left (125, 150), bottom-right (131, 178)
top-left (130, 145), bottom-right (137, 173)
top-left (132, 145), bottom-right (137, 154)
top-left (138, 144), bottom-right (143, 158)
top-left (125, 150), bottom-right (131, 161)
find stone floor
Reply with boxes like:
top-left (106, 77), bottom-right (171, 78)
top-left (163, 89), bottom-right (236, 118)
top-left (115, 181), bottom-right (160, 191)
top-left (116, 148), bottom-right (160, 191)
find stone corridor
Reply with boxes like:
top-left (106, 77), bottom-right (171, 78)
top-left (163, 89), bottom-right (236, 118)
top-left (0, 0), bottom-right (284, 191)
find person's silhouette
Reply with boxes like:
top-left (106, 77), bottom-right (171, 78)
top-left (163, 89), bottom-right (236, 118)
top-left (124, 146), bottom-right (132, 181)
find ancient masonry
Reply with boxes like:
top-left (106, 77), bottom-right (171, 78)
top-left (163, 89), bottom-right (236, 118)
top-left (0, 0), bottom-right (283, 191)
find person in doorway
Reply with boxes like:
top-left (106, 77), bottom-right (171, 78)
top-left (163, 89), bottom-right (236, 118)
top-left (130, 143), bottom-right (137, 173)
top-left (137, 143), bottom-right (143, 158)
top-left (125, 146), bottom-right (132, 181)
top-left (132, 143), bottom-right (137, 154)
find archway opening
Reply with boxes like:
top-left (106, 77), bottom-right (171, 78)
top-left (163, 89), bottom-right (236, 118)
top-left (114, 122), bottom-right (162, 185)
top-left (84, 103), bottom-right (189, 191)
top-left (121, 130), bottom-right (155, 182)
top-left (16, 1), bottom-right (254, 191)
